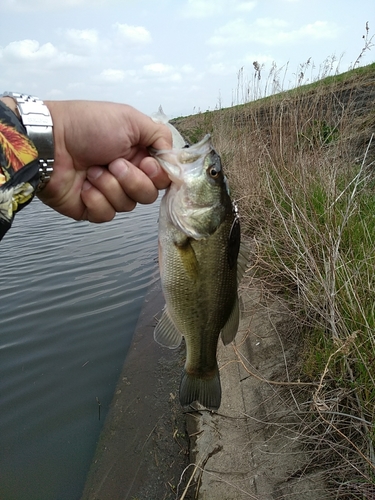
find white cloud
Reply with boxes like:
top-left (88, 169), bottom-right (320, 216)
top-left (143, 63), bottom-right (185, 83)
top-left (0, 39), bottom-right (85, 71)
top-left (181, 64), bottom-right (195, 74)
top-left (94, 68), bottom-right (142, 87)
top-left (302, 21), bottom-right (338, 39)
top-left (97, 69), bottom-right (126, 83)
top-left (256, 18), bottom-right (289, 29)
top-left (63, 29), bottom-right (101, 56)
top-left (114, 23), bottom-right (152, 45)
top-left (65, 29), bottom-right (99, 46)
top-left (143, 63), bottom-right (174, 74)
top-left (183, 0), bottom-right (222, 17)
top-left (208, 18), bottom-right (339, 46)
top-left (235, 1), bottom-right (257, 12)
top-left (182, 0), bottom-right (256, 18)
top-left (0, 0), bottom-right (362, 118)
top-left (1, 0), bottom-right (117, 12)
top-left (50, 52), bottom-right (86, 68)
top-left (167, 73), bottom-right (183, 83)
top-left (208, 19), bottom-right (249, 46)
top-left (2, 39), bottom-right (58, 60)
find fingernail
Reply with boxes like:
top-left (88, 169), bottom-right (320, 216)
top-left (143, 160), bottom-right (158, 179)
top-left (82, 180), bottom-right (92, 191)
top-left (87, 166), bottom-right (103, 180)
top-left (109, 159), bottom-right (128, 179)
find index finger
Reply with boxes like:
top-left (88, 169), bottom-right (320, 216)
top-left (148, 122), bottom-right (173, 150)
top-left (130, 109), bottom-right (173, 150)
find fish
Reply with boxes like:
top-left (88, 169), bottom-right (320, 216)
top-left (150, 109), bottom-right (243, 411)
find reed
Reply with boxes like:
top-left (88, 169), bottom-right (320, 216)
top-left (228, 67), bottom-right (375, 495)
top-left (174, 53), bottom-right (375, 496)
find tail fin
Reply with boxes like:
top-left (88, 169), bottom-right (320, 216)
top-left (179, 368), bottom-right (221, 411)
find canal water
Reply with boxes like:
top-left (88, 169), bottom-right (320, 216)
top-left (0, 197), bottom-right (161, 500)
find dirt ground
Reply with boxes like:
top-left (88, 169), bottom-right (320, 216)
top-left (82, 276), bottom-right (332, 500)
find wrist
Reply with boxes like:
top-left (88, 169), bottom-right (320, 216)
top-left (42, 100), bottom-right (66, 173)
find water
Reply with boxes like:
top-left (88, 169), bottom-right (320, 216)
top-left (0, 197), bottom-right (160, 500)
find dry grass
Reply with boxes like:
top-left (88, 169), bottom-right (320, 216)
top-left (174, 61), bottom-right (375, 498)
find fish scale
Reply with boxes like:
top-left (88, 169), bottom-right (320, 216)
top-left (150, 111), bottom-right (242, 410)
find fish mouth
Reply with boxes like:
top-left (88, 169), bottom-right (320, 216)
top-left (149, 134), bottom-right (213, 183)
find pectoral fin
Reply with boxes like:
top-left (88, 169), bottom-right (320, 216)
top-left (154, 307), bottom-right (183, 348)
top-left (220, 295), bottom-right (240, 345)
top-left (175, 237), bottom-right (199, 281)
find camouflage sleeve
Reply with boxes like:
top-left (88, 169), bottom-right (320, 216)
top-left (0, 100), bottom-right (40, 241)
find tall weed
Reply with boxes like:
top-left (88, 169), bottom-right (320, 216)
top-left (232, 72), bottom-right (375, 492)
top-left (175, 62), bottom-right (375, 494)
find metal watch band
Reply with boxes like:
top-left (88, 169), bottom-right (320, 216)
top-left (38, 159), bottom-right (54, 188)
top-left (1, 92), bottom-right (54, 190)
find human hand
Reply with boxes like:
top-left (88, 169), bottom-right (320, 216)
top-left (38, 100), bottom-right (172, 222)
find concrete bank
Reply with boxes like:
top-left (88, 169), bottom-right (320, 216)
top-left (82, 277), bottom-right (331, 500)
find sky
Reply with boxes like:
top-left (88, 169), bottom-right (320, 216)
top-left (0, 0), bottom-right (374, 118)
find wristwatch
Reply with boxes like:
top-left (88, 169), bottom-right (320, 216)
top-left (1, 92), bottom-right (54, 190)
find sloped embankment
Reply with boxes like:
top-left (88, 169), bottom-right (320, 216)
top-left (173, 64), bottom-right (375, 162)
top-left (173, 63), bottom-right (375, 499)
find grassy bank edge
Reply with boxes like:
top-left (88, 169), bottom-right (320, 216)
top-left (176, 62), bottom-right (375, 497)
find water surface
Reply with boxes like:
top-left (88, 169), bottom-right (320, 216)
top-left (0, 198), bottom-right (160, 500)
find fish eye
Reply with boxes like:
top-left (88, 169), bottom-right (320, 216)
top-left (209, 167), bottom-right (220, 178)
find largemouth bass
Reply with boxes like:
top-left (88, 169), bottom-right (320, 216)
top-left (151, 112), bottom-right (242, 410)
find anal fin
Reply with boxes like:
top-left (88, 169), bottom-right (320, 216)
top-left (154, 307), bottom-right (183, 348)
